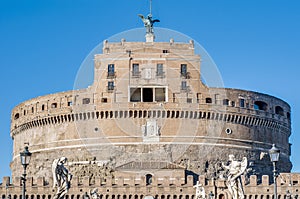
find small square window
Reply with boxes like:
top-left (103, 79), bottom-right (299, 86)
top-left (82, 98), bottom-right (90, 105)
top-left (51, 103), bottom-right (57, 108)
top-left (181, 81), bottom-right (187, 90)
top-left (206, 98), bottom-right (212, 103)
top-left (101, 98), bottom-right (108, 103)
top-left (108, 81), bottom-right (114, 91)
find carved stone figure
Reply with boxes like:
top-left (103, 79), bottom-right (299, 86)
top-left (90, 188), bottom-right (100, 199)
top-left (193, 181), bottom-right (206, 199)
top-left (138, 14), bottom-right (160, 34)
top-left (52, 157), bottom-right (73, 199)
top-left (222, 155), bottom-right (247, 199)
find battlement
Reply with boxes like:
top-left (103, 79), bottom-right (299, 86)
top-left (1, 173), bottom-right (300, 189)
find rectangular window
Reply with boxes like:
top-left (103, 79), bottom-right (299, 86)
top-left (181, 81), bottom-right (187, 90)
top-left (108, 64), bottom-right (115, 77)
top-left (108, 81), bottom-right (114, 91)
top-left (82, 98), bottom-right (90, 105)
top-left (132, 64), bottom-right (140, 77)
top-left (180, 64), bottom-right (187, 77)
top-left (130, 88), bottom-right (141, 102)
top-left (156, 64), bottom-right (164, 77)
top-left (240, 99), bottom-right (245, 108)
top-left (155, 88), bottom-right (165, 102)
top-left (223, 99), bottom-right (229, 105)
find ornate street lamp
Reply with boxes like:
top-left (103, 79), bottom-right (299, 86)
top-left (269, 144), bottom-right (280, 199)
top-left (20, 146), bottom-right (32, 199)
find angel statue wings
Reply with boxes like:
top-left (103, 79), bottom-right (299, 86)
top-left (138, 14), bottom-right (160, 34)
top-left (222, 155), bottom-right (248, 199)
top-left (52, 157), bottom-right (73, 199)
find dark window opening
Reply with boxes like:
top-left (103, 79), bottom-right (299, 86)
top-left (206, 98), bottom-right (212, 103)
top-left (82, 98), bottom-right (90, 105)
top-left (101, 98), bottom-right (108, 103)
top-left (187, 98), bottom-right (192, 103)
top-left (231, 101), bottom-right (235, 107)
top-left (240, 99), bottom-right (245, 108)
top-left (180, 64), bottom-right (187, 77)
top-left (143, 88), bottom-right (153, 102)
top-left (223, 99), bottom-right (229, 106)
top-left (275, 106), bottom-right (284, 116)
top-left (14, 113), bottom-right (20, 120)
top-left (108, 81), bottom-right (114, 91)
top-left (146, 174), bottom-right (153, 185)
top-left (287, 112), bottom-right (291, 120)
top-left (51, 103), bottom-right (57, 108)
top-left (42, 104), bottom-right (45, 110)
top-left (130, 88), bottom-right (141, 102)
top-left (67, 102), bottom-right (72, 106)
top-left (108, 64), bottom-right (115, 77)
top-left (31, 107), bottom-right (34, 113)
top-left (132, 64), bottom-right (140, 77)
top-left (163, 50), bottom-right (169, 53)
top-left (254, 101), bottom-right (268, 111)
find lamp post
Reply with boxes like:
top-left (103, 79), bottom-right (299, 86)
top-left (20, 146), bottom-right (32, 199)
top-left (269, 144), bottom-right (280, 199)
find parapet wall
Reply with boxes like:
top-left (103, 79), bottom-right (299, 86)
top-left (1, 173), bottom-right (299, 197)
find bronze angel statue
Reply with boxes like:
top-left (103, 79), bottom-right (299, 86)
top-left (138, 14), bottom-right (160, 34)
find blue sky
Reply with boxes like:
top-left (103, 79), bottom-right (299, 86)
top-left (0, 0), bottom-right (300, 178)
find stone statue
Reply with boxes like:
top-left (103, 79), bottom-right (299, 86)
top-left (90, 188), bottom-right (100, 199)
top-left (222, 155), bottom-right (247, 199)
top-left (193, 181), bottom-right (206, 199)
top-left (138, 14), bottom-right (160, 34)
top-left (52, 157), bottom-right (73, 199)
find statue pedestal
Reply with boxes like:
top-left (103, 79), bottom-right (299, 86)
top-left (146, 33), bottom-right (155, 42)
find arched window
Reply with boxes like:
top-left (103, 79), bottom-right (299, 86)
top-left (275, 106), bottom-right (284, 116)
top-left (14, 113), bottom-right (20, 120)
top-left (254, 101), bottom-right (268, 111)
top-left (146, 174), bottom-right (153, 185)
top-left (41, 104), bottom-right (45, 111)
top-left (51, 103), bottom-right (57, 109)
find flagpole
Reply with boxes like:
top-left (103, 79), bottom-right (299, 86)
top-left (150, 0), bottom-right (152, 16)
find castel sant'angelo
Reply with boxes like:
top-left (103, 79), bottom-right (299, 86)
top-left (1, 7), bottom-right (299, 199)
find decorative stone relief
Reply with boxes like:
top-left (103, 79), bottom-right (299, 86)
top-left (142, 119), bottom-right (160, 142)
